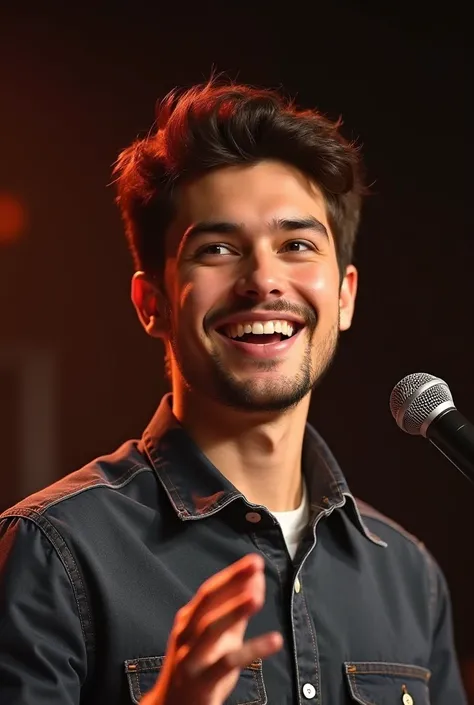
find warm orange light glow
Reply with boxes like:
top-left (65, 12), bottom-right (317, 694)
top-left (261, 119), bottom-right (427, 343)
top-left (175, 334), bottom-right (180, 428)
top-left (0, 193), bottom-right (28, 244)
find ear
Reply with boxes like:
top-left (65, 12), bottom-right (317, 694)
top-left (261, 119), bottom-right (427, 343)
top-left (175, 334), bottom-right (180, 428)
top-left (131, 271), bottom-right (168, 339)
top-left (339, 265), bottom-right (358, 331)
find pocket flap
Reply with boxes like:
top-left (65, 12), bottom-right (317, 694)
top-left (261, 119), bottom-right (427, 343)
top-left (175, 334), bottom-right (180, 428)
top-left (125, 656), bottom-right (267, 704)
top-left (344, 661), bottom-right (431, 704)
top-left (125, 656), bottom-right (164, 704)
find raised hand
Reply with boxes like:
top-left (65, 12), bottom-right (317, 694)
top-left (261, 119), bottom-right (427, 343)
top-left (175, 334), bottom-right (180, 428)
top-left (141, 553), bottom-right (282, 705)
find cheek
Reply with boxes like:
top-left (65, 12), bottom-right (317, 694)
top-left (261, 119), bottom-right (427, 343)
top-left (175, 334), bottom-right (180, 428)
top-left (294, 265), bottom-right (340, 314)
top-left (175, 270), bottom-right (229, 331)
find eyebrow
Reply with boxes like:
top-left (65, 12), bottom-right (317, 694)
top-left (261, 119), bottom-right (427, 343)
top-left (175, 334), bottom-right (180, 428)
top-left (183, 215), bottom-right (329, 241)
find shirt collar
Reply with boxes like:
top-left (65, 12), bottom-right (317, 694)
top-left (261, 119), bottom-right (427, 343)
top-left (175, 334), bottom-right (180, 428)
top-left (141, 394), bottom-right (385, 547)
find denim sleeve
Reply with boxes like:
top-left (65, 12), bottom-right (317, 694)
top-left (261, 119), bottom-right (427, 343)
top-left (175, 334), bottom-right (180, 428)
top-left (0, 516), bottom-right (87, 704)
top-left (427, 555), bottom-right (467, 705)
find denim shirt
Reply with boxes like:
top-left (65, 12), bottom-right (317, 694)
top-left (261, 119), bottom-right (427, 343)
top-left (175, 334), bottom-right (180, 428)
top-left (0, 395), bottom-right (467, 704)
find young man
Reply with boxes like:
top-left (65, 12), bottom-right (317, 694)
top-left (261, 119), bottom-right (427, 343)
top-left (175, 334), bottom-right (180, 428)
top-left (0, 81), bottom-right (466, 704)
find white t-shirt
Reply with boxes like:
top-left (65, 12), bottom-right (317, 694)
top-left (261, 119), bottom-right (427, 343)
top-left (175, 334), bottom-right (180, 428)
top-left (270, 482), bottom-right (310, 560)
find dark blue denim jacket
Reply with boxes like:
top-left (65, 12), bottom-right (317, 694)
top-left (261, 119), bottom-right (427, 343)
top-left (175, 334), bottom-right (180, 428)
top-left (0, 395), bottom-right (467, 704)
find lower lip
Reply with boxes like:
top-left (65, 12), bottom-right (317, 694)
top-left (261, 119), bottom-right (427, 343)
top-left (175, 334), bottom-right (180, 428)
top-left (216, 328), bottom-right (304, 359)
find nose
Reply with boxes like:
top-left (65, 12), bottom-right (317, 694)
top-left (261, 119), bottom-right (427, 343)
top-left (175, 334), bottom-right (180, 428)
top-left (233, 249), bottom-right (285, 301)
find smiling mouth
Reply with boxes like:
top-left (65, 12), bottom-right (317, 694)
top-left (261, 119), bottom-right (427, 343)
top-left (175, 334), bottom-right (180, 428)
top-left (216, 319), bottom-right (303, 345)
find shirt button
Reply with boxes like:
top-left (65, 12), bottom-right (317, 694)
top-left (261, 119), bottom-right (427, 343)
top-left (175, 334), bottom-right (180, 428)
top-left (294, 577), bottom-right (301, 593)
top-left (302, 683), bottom-right (316, 699)
top-left (245, 511), bottom-right (262, 523)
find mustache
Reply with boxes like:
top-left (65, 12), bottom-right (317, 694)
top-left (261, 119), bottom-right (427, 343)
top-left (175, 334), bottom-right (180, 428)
top-left (205, 299), bottom-right (318, 331)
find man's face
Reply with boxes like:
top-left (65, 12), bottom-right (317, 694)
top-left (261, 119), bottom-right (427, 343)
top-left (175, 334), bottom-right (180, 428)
top-left (140, 160), bottom-right (357, 412)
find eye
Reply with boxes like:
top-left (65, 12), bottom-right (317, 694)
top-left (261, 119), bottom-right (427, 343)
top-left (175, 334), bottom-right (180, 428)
top-left (195, 243), bottom-right (236, 257)
top-left (280, 240), bottom-right (315, 253)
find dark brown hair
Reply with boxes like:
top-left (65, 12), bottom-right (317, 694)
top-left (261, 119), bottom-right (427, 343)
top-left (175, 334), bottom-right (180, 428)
top-left (114, 78), bottom-right (366, 277)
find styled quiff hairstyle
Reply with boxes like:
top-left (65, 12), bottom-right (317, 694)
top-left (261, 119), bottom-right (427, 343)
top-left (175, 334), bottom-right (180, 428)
top-left (114, 78), bottom-right (366, 277)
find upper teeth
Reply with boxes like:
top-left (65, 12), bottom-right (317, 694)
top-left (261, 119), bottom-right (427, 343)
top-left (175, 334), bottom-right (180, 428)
top-left (223, 320), bottom-right (295, 339)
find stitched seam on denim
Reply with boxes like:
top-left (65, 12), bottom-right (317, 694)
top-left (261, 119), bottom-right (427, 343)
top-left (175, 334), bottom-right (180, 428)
top-left (0, 464), bottom-right (153, 518)
top-left (249, 534), bottom-right (287, 702)
top-left (255, 659), bottom-right (268, 705)
top-left (143, 423), bottom-right (239, 516)
top-left (125, 660), bottom-right (265, 704)
top-left (346, 662), bottom-right (431, 678)
top-left (152, 458), bottom-right (242, 519)
top-left (348, 673), bottom-right (375, 705)
top-left (128, 667), bottom-right (162, 672)
top-left (300, 585), bottom-right (321, 701)
top-left (309, 436), bottom-right (344, 501)
top-left (125, 657), bottom-right (166, 670)
top-left (142, 434), bottom-right (190, 517)
top-left (37, 465), bottom-right (151, 513)
top-left (250, 534), bottom-right (285, 593)
top-left (125, 670), bottom-right (139, 705)
top-left (342, 494), bottom-right (387, 547)
top-left (188, 490), bottom-right (243, 517)
top-left (132, 671), bottom-right (140, 704)
top-left (243, 667), bottom-right (265, 705)
top-left (153, 459), bottom-right (191, 516)
top-left (0, 510), bottom-right (94, 656)
top-left (356, 503), bottom-right (423, 549)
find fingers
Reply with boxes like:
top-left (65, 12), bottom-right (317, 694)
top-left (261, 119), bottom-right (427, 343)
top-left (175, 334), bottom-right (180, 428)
top-left (198, 631), bottom-right (283, 689)
top-left (196, 554), bottom-right (264, 607)
top-left (178, 590), bottom-right (262, 676)
top-left (147, 554), bottom-right (280, 705)
top-left (175, 554), bottom-right (265, 648)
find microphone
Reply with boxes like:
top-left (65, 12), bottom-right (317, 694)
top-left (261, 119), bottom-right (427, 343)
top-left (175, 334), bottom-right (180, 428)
top-left (389, 373), bottom-right (474, 486)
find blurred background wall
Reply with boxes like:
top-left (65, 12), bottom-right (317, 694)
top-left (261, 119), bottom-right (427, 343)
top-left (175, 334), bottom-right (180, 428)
top-left (1, 1), bottom-right (472, 694)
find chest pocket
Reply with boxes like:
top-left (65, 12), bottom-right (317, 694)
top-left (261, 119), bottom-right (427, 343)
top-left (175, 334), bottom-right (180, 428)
top-left (344, 662), bottom-right (431, 704)
top-left (124, 656), bottom-right (267, 704)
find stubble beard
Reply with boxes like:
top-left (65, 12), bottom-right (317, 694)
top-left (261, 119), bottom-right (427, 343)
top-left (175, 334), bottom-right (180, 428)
top-left (172, 319), bottom-right (340, 413)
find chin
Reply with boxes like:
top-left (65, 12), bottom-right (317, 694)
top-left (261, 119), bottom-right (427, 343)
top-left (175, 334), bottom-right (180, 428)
top-left (209, 374), bottom-right (313, 413)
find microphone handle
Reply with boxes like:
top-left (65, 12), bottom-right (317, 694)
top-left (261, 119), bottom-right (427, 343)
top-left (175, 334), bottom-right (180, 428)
top-left (426, 408), bottom-right (474, 485)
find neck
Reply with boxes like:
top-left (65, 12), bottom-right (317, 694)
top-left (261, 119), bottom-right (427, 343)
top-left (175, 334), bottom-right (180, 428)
top-left (172, 389), bottom-right (310, 512)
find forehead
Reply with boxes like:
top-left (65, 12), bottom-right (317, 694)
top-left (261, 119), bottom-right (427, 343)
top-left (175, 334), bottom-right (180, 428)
top-left (167, 160), bottom-right (330, 247)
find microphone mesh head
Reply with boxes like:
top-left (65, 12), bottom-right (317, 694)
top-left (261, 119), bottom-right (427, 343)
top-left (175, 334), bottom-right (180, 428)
top-left (389, 373), bottom-right (454, 436)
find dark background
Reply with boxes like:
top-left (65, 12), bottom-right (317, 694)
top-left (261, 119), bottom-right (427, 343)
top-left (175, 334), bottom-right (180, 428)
top-left (1, 0), bottom-right (472, 680)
